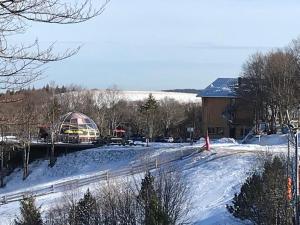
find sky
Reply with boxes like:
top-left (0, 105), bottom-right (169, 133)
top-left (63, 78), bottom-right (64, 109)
top-left (18, 0), bottom-right (300, 90)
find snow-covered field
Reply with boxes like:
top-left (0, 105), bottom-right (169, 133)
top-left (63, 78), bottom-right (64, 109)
top-left (120, 90), bottom-right (201, 103)
top-left (0, 135), bottom-right (289, 225)
top-left (69, 90), bottom-right (202, 104)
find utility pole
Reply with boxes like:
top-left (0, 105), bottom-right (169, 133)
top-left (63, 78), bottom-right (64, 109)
top-left (49, 88), bottom-right (57, 167)
top-left (296, 129), bottom-right (299, 225)
top-left (0, 125), bottom-right (4, 187)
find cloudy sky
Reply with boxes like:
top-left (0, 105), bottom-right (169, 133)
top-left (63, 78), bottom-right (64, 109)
top-left (22, 0), bottom-right (300, 90)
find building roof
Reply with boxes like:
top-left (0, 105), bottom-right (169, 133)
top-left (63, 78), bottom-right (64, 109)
top-left (58, 112), bottom-right (99, 133)
top-left (198, 78), bottom-right (238, 98)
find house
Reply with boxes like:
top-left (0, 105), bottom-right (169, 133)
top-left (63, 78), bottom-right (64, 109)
top-left (198, 78), bottom-right (253, 139)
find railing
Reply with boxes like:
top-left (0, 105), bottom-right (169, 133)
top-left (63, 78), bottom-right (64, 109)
top-left (241, 126), bottom-right (256, 144)
top-left (0, 147), bottom-right (198, 205)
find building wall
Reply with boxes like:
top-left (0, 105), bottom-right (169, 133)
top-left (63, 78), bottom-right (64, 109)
top-left (202, 97), bottom-right (230, 138)
top-left (202, 97), bottom-right (253, 139)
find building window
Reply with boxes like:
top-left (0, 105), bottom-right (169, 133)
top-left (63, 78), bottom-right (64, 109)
top-left (208, 127), bottom-right (216, 134)
top-left (230, 98), bottom-right (236, 106)
top-left (240, 128), bottom-right (245, 137)
top-left (217, 127), bottom-right (224, 135)
top-left (208, 127), bottom-right (224, 135)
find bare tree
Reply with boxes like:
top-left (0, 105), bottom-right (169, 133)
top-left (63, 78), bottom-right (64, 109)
top-left (94, 91), bottom-right (108, 136)
top-left (159, 98), bottom-right (186, 137)
top-left (15, 92), bottom-right (39, 179)
top-left (235, 47), bottom-right (300, 133)
top-left (234, 53), bottom-right (267, 133)
top-left (0, 0), bottom-right (110, 91)
top-left (44, 170), bottom-right (190, 225)
top-left (46, 89), bottom-right (61, 166)
top-left (102, 86), bottom-right (123, 136)
top-left (0, 123), bottom-right (9, 187)
top-left (154, 170), bottom-right (190, 225)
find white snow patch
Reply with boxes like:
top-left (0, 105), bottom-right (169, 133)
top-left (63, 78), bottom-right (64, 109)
top-left (248, 134), bottom-right (288, 146)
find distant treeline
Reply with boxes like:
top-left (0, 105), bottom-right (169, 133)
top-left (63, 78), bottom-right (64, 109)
top-left (0, 85), bottom-right (203, 141)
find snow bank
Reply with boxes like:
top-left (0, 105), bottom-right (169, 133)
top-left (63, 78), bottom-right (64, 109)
top-left (248, 134), bottom-right (288, 146)
top-left (213, 138), bottom-right (237, 144)
top-left (196, 137), bottom-right (237, 145)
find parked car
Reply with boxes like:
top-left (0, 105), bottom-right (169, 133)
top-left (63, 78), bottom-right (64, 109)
top-left (164, 137), bottom-right (174, 143)
top-left (110, 137), bottom-right (125, 146)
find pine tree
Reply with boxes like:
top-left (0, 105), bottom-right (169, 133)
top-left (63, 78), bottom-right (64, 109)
top-left (139, 94), bottom-right (158, 145)
top-left (14, 196), bottom-right (43, 225)
top-left (138, 172), bottom-right (169, 225)
top-left (227, 156), bottom-right (294, 225)
top-left (227, 174), bottom-right (264, 224)
top-left (73, 189), bottom-right (98, 225)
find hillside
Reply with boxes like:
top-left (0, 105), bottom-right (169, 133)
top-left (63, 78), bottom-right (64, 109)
top-left (0, 135), bottom-right (288, 225)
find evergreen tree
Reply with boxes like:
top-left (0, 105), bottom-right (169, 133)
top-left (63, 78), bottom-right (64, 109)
top-left (227, 156), bottom-right (294, 225)
top-left (73, 189), bottom-right (98, 225)
top-left (14, 196), bottom-right (43, 225)
top-left (45, 84), bottom-right (50, 92)
top-left (138, 172), bottom-right (169, 225)
top-left (139, 94), bottom-right (158, 145)
top-left (61, 85), bottom-right (67, 93)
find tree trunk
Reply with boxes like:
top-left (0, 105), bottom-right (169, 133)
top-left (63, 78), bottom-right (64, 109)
top-left (285, 109), bottom-right (290, 124)
top-left (23, 144), bottom-right (28, 180)
top-left (0, 146), bottom-right (4, 187)
top-left (26, 143), bottom-right (30, 176)
top-left (278, 108), bottom-right (283, 128)
top-left (50, 132), bottom-right (56, 167)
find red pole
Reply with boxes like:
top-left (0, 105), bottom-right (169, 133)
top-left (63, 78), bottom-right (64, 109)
top-left (205, 130), bottom-right (210, 151)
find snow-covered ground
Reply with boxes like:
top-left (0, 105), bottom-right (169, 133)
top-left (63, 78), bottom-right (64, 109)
top-left (0, 135), bottom-right (289, 225)
top-left (0, 143), bottom-right (193, 195)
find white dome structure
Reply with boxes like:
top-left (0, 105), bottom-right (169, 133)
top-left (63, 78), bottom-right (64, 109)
top-left (57, 112), bottom-right (99, 143)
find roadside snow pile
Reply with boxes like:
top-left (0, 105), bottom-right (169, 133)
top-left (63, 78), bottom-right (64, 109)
top-left (248, 134), bottom-right (288, 146)
top-left (196, 138), bottom-right (237, 145)
top-left (213, 138), bottom-right (237, 144)
top-left (196, 138), bottom-right (205, 144)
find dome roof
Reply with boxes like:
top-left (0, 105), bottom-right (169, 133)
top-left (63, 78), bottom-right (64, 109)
top-left (57, 112), bottom-right (99, 143)
top-left (60, 112), bottom-right (98, 129)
